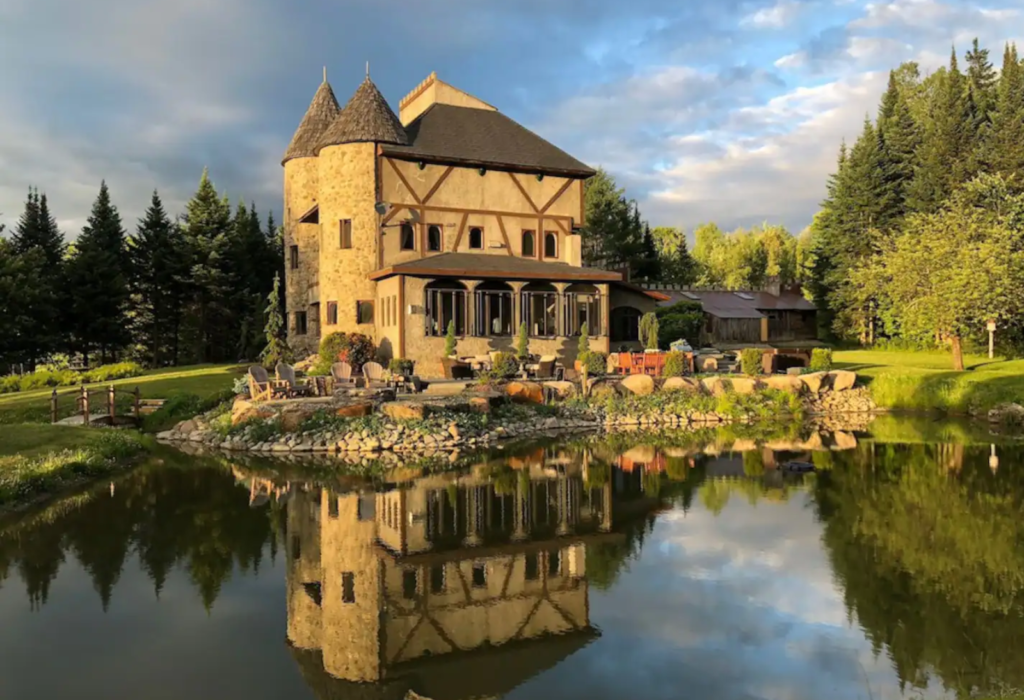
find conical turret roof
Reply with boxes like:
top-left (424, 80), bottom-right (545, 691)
top-left (282, 79), bottom-right (341, 165)
top-left (315, 76), bottom-right (408, 153)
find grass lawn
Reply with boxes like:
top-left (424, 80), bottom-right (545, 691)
top-left (0, 364), bottom-right (246, 425)
top-left (0, 424), bottom-right (107, 458)
top-left (833, 349), bottom-right (1024, 413)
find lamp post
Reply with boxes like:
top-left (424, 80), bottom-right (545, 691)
top-left (987, 319), bottom-right (996, 359)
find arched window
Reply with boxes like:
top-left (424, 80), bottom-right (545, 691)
top-left (475, 281), bottom-right (513, 337)
top-left (544, 232), bottom-right (558, 259)
top-left (522, 282), bottom-right (557, 337)
top-left (521, 230), bottom-right (535, 257)
top-left (469, 227), bottom-right (483, 249)
top-left (564, 283), bottom-right (600, 336)
top-left (400, 223), bottom-right (416, 251)
top-left (425, 280), bottom-right (468, 336)
top-left (610, 307), bottom-right (642, 342)
top-left (427, 225), bottom-right (442, 252)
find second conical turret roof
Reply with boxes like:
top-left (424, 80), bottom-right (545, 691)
top-left (282, 79), bottom-right (341, 165)
top-left (316, 76), bottom-right (408, 153)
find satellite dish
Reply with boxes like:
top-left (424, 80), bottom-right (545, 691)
top-left (407, 209), bottom-right (421, 225)
top-left (374, 202), bottom-right (391, 216)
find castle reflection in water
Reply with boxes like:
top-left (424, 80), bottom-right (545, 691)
top-left (266, 445), bottom-right (668, 700)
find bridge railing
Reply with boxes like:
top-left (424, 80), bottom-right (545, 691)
top-left (50, 385), bottom-right (142, 426)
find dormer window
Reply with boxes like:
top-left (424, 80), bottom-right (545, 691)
top-left (400, 223), bottom-right (416, 251)
top-left (469, 227), bottom-right (483, 250)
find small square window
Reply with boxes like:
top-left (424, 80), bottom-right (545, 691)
top-left (326, 301), bottom-right (338, 326)
top-left (342, 572), bottom-right (355, 604)
top-left (339, 219), bottom-right (352, 249)
top-left (356, 301), bottom-right (374, 325)
top-left (472, 563), bottom-right (486, 588)
top-left (294, 311), bottom-right (308, 336)
top-left (403, 569), bottom-right (418, 599)
top-left (289, 245), bottom-right (299, 270)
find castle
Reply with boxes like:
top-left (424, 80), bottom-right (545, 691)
top-left (282, 69), bottom-right (658, 375)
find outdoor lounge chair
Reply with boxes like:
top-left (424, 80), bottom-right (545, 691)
top-left (534, 355), bottom-right (558, 380)
top-left (362, 361), bottom-right (387, 388)
top-left (331, 362), bottom-right (355, 388)
top-left (275, 362), bottom-right (311, 398)
top-left (248, 365), bottom-right (274, 403)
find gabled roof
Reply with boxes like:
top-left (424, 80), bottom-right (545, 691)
top-left (316, 77), bottom-right (408, 153)
top-left (282, 80), bottom-right (341, 165)
top-left (381, 104), bottom-right (596, 178)
top-left (368, 252), bottom-right (621, 282)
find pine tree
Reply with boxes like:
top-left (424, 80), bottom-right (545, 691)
top-left (10, 189), bottom-right (64, 366)
top-left (965, 38), bottom-right (997, 128)
top-left (877, 71), bottom-right (922, 220)
top-left (12, 188), bottom-right (64, 266)
top-left (65, 182), bottom-right (130, 364)
top-left (129, 191), bottom-right (189, 366)
top-left (979, 43), bottom-right (1024, 186)
top-left (581, 168), bottom-right (640, 274)
top-left (635, 222), bottom-right (661, 281)
top-left (907, 49), bottom-right (976, 213)
top-left (260, 273), bottom-right (291, 368)
top-left (0, 240), bottom-right (48, 371)
top-left (180, 168), bottom-right (234, 363)
top-left (651, 226), bottom-right (696, 286)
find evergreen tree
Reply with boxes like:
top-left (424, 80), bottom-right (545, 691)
top-left (651, 226), bottom-right (696, 286)
top-left (129, 191), bottom-right (189, 366)
top-left (635, 222), bottom-right (661, 281)
top-left (965, 38), bottom-right (997, 128)
top-left (0, 241), bottom-right (48, 371)
top-left (907, 49), bottom-right (976, 213)
top-left (65, 181), bottom-right (130, 364)
top-left (581, 168), bottom-right (644, 276)
top-left (877, 71), bottom-right (922, 219)
top-left (12, 188), bottom-right (64, 266)
top-left (979, 43), bottom-right (1024, 186)
top-left (260, 273), bottom-right (291, 368)
top-left (180, 168), bottom-right (234, 363)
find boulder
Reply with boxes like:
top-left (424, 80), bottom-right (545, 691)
top-left (662, 377), bottom-right (702, 394)
top-left (382, 402), bottom-right (427, 421)
top-left (587, 379), bottom-right (620, 400)
top-left (800, 372), bottom-right (828, 395)
top-left (468, 397), bottom-right (493, 414)
top-left (280, 406), bottom-right (315, 433)
top-left (762, 375), bottom-right (804, 395)
top-left (829, 370), bottom-right (857, 392)
top-left (697, 356), bottom-right (719, 372)
top-left (620, 374), bottom-right (656, 396)
top-left (729, 377), bottom-right (759, 395)
top-left (832, 431), bottom-right (858, 450)
top-left (336, 401), bottom-right (373, 418)
top-left (989, 402), bottom-right (1024, 425)
top-left (701, 377), bottom-right (731, 397)
top-left (177, 419), bottom-right (197, 436)
top-left (506, 381), bottom-right (544, 404)
top-left (543, 380), bottom-right (576, 400)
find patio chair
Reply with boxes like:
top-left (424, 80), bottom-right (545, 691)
top-left (248, 365), bottom-right (274, 403)
top-left (331, 362), bottom-right (355, 388)
top-left (275, 362), bottom-right (311, 398)
top-left (362, 361), bottom-right (387, 388)
top-left (534, 355), bottom-right (558, 380)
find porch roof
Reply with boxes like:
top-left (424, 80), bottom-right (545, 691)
top-left (368, 252), bottom-right (623, 283)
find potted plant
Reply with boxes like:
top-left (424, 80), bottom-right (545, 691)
top-left (389, 358), bottom-right (415, 377)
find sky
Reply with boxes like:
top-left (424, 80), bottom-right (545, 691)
top-left (0, 0), bottom-right (1021, 240)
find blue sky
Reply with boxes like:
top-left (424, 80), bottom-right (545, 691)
top-left (0, 0), bottom-right (1021, 239)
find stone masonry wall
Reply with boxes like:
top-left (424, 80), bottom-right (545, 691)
top-left (284, 157), bottom-right (321, 357)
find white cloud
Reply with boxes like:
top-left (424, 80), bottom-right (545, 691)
top-left (740, 0), bottom-right (802, 28)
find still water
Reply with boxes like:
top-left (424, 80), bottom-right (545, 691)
top-left (0, 417), bottom-right (1021, 700)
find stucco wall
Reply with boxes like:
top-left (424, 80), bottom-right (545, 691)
top-left (378, 159), bottom-right (582, 265)
top-left (317, 143), bottom-right (379, 343)
top-left (283, 157), bottom-right (321, 357)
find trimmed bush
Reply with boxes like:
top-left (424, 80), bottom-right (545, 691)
top-left (311, 332), bottom-right (378, 375)
top-left (582, 351), bottom-right (608, 376)
top-left (740, 348), bottom-right (763, 376)
top-left (487, 351), bottom-right (520, 380)
top-left (444, 321), bottom-right (458, 357)
top-left (388, 358), bottom-right (415, 375)
top-left (516, 322), bottom-right (530, 359)
top-left (662, 351), bottom-right (688, 377)
top-left (809, 348), bottom-right (833, 372)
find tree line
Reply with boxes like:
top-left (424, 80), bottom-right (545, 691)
top-left (807, 39), bottom-right (1024, 366)
top-left (0, 170), bottom-right (282, 372)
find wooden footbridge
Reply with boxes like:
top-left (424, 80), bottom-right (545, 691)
top-left (49, 385), bottom-right (164, 426)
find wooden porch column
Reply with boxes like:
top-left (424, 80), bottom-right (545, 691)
top-left (510, 281), bottom-right (527, 337)
top-left (461, 279), bottom-right (481, 337)
top-left (597, 283), bottom-right (611, 353)
top-left (553, 282), bottom-right (569, 337)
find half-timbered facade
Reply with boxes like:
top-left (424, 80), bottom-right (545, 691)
top-left (282, 70), bottom-right (657, 375)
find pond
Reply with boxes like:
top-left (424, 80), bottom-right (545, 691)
top-left (0, 416), bottom-right (1022, 700)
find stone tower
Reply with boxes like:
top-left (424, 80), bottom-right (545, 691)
top-left (282, 76), bottom-right (340, 356)
top-left (313, 76), bottom-right (408, 340)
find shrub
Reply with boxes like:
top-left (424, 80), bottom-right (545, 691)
top-left (142, 389), bottom-right (234, 433)
top-left (38, 354), bottom-right (72, 373)
top-left (389, 358), bottom-right (414, 375)
top-left (233, 376), bottom-right (250, 397)
top-left (486, 351), bottom-right (519, 380)
top-left (578, 322), bottom-right (590, 358)
top-left (19, 369), bottom-right (78, 390)
top-left (82, 362), bottom-right (143, 383)
top-left (516, 322), bottom-right (529, 359)
top-left (312, 332), bottom-right (378, 374)
top-left (444, 321), bottom-right (457, 357)
top-left (656, 302), bottom-right (704, 349)
top-left (0, 375), bottom-right (20, 394)
top-left (582, 351), bottom-right (607, 376)
top-left (809, 348), bottom-right (833, 372)
top-left (639, 312), bottom-right (660, 350)
top-left (662, 351), bottom-right (688, 377)
top-left (740, 348), bottom-right (763, 376)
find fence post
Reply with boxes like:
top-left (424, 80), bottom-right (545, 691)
top-left (108, 384), bottom-right (116, 423)
top-left (51, 389), bottom-right (58, 424)
top-left (81, 385), bottom-right (90, 427)
top-left (133, 387), bottom-right (141, 424)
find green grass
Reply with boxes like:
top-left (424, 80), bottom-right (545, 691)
top-left (0, 424), bottom-right (110, 458)
top-left (0, 364), bottom-right (246, 425)
top-left (833, 350), bottom-right (1024, 414)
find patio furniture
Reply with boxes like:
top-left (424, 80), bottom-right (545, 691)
top-left (643, 352), bottom-right (664, 376)
top-left (275, 363), bottom-right (312, 398)
top-left (248, 365), bottom-right (274, 403)
top-left (534, 355), bottom-right (558, 379)
top-left (362, 361), bottom-right (388, 388)
top-left (331, 362), bottom-right (356, 389)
